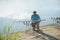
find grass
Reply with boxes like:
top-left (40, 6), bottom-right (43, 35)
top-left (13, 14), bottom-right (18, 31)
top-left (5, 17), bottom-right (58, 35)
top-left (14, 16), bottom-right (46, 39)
top-left (0, 23), bottom-right (23, 40)
top-left (0, 33), bottom-right (3, 40)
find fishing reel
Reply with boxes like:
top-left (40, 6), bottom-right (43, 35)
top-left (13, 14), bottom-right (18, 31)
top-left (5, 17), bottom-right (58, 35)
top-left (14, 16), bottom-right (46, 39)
top-left (23, 21), bottom-right (31, 26)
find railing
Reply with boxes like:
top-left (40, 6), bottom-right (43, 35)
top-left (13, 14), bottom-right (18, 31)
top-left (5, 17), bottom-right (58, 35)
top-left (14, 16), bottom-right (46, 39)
top-left (51, 17), bottom-right (60, 23)
top-left (51, 17), bottom-right (60, 27)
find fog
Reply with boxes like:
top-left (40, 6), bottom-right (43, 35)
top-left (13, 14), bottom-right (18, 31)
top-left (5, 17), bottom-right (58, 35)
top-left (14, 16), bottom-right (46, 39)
top-left (0, 0), bottom-right (60, 19)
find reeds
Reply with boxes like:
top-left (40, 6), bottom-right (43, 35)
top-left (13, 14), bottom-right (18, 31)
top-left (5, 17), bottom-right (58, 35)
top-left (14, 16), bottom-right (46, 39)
top-left (0, 23), bottom-right (19, 40)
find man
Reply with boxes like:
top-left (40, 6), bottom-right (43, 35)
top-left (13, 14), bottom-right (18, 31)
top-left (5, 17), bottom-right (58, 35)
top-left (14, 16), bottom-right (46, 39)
top-left (31, 11), bottom-right (41, 31)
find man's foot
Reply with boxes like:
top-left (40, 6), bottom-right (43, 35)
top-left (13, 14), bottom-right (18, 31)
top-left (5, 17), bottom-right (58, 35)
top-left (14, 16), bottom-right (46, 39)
top-left (33, 30), bottom-right (36, 31)
top-left (35, 29), bottom-right (42, 33)
top-left (35, 29), bottom-right (40, 32)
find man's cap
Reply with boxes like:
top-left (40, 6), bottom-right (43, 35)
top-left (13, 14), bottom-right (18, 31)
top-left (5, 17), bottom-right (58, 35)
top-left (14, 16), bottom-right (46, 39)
top-left (33, 11), bottom-right (36, 13)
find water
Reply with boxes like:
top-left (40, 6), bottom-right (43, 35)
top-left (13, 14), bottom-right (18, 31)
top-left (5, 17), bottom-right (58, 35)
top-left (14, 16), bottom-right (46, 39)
top-left (0, 17), bottom-right (59, 34)
top-left (0, 17), bottom-right (31, 34)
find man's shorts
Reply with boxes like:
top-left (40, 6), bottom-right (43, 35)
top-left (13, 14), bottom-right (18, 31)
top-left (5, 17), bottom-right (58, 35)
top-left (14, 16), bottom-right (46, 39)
top-left (31, 22), bottom-right (39, 27)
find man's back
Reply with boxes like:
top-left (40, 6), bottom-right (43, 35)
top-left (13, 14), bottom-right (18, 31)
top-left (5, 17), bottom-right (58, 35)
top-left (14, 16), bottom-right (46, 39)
top-left (31, 14), bottom-right (40, 21)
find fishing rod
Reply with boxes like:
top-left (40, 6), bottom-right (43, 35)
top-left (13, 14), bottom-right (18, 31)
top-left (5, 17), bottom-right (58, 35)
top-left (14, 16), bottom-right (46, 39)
top-left (16, 19), bottom-right (46, 26)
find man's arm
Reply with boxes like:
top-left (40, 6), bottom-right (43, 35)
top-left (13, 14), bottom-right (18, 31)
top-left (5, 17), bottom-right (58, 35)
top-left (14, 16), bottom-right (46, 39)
top-left (31, 15), bottom-right (33, 20)
top-left (37, 15), bottom-right (41, 20)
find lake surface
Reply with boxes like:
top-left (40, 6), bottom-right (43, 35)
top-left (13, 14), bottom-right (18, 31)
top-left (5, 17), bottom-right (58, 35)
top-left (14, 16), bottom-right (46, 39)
top-left (0, 17), bottom-right (60, 34)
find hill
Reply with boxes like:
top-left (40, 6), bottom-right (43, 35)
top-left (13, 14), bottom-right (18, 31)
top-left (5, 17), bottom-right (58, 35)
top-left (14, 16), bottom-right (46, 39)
top-left (18, 24), bottom-right (60, 40)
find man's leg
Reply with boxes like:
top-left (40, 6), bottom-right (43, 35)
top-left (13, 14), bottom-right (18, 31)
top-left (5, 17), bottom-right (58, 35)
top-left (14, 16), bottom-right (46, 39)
top-left (32, 27), bottom-right (35, 31)
top-left (32, 23), bottom-right (36, 31)
top-left (37, 23), bottom-right (40, 30)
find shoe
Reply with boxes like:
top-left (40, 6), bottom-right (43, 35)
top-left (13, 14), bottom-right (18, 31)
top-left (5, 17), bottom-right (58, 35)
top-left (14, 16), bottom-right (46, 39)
top-left (35, 29), bottom-right (42, 33)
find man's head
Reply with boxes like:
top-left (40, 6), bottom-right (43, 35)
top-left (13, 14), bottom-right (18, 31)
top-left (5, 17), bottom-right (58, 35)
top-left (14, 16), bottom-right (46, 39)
top-left (33, 11), bottom-right (36, 15)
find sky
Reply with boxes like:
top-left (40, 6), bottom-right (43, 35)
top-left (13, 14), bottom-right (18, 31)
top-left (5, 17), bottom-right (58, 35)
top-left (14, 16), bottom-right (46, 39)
top-left (0, 0), bottom-right (60, 20)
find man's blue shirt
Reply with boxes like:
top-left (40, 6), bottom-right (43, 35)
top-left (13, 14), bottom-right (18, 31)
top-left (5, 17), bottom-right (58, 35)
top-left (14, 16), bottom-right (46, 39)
top-left (31, 14), bottom-right (40, 20)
